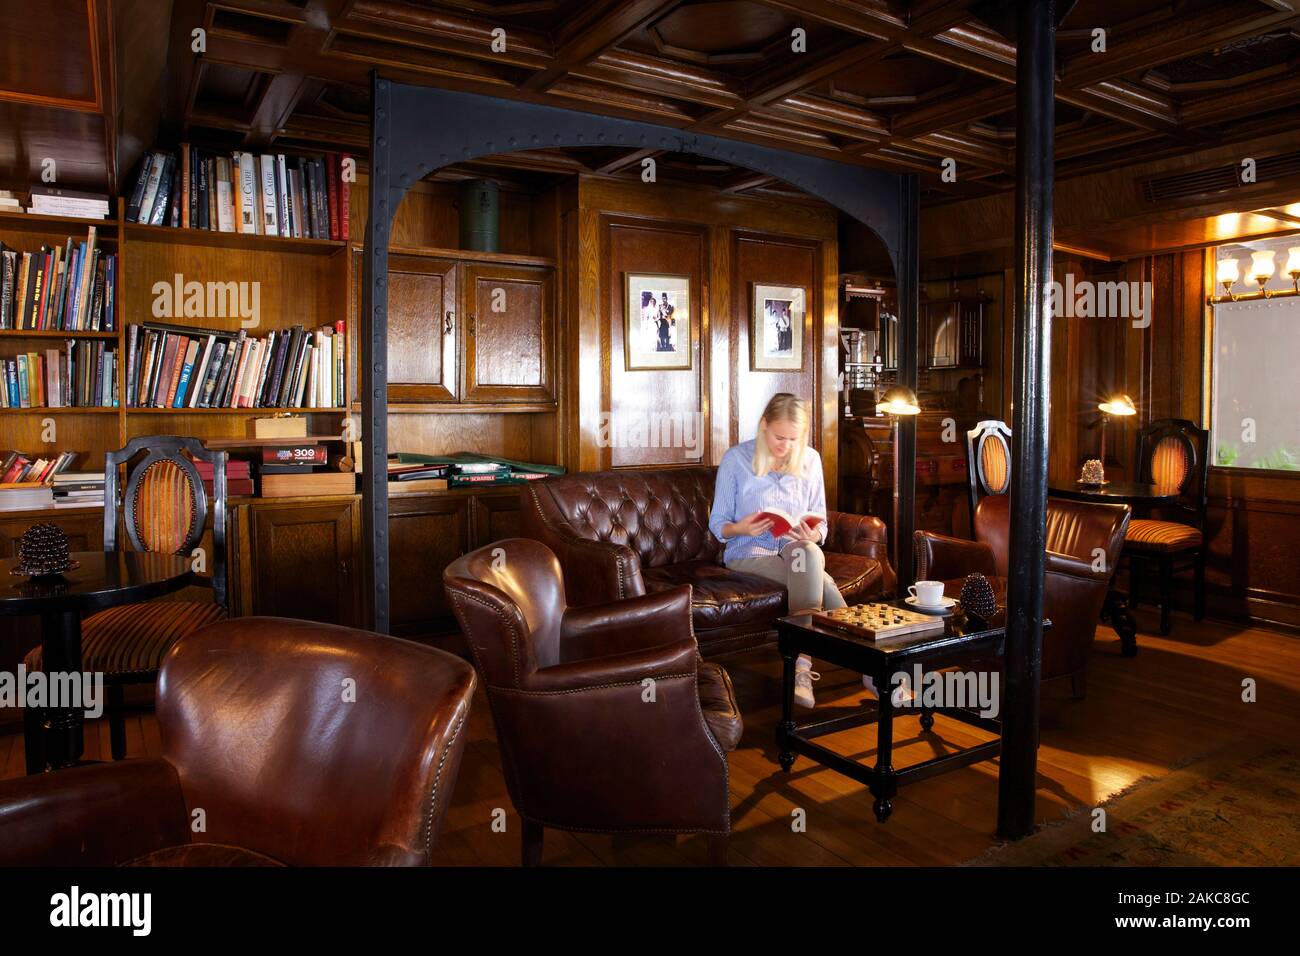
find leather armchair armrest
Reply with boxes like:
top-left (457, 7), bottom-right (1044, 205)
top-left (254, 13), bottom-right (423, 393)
top-left (560, 585), bottom-right (693, 661)
top-left (0, 758), bottom-right (191, 866)
top-left (825, 510), bottom-right (897, 595)
top-left (526, 637), bottom-right (699, 693)
top-left (914, 530), bottom-right (997, 582)
top-left (1046, 549), bottom-right (1111, 581)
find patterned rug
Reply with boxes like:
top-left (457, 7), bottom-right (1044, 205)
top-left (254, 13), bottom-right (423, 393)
top-left (965, 747), bottom-right (1300, 866)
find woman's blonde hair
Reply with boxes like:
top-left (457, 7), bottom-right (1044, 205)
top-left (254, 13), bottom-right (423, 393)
top-left (753, 392), bottom-right (810, 478)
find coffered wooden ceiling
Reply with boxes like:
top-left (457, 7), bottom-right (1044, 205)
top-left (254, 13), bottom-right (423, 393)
top-left (148, 0), bottom-right (1300, 200)
top-left (4, 0), bottom-right (1300, 249)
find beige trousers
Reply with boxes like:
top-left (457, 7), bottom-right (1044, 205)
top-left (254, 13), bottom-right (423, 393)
top-left (726, 540), bottom-right (847, 613)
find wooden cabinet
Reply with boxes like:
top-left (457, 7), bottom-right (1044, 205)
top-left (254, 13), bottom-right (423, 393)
top-left (462, 263), bottom-right (554, 403)
top-left (388, 493), bottom-right (472, 639)
top-left (232, 497), bottom-right (360, 627)
top-left (0, 508), bottom-right (103, 557)
top-left (352, 249), bottom-right (555, 408)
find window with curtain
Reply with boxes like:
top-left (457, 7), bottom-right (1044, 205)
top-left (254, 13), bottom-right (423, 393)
top-left (1211, 295), bottom-right (1300, 471)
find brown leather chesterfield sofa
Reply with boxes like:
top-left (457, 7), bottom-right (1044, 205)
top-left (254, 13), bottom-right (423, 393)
top-left (914, 494), bottom-right (1131, 697)
top-left (521, 466), bottom-right (896, 655)
top-left (0, 616), bottom-right (476, 866)
top-left (444, 538), bottom-right (741, 865)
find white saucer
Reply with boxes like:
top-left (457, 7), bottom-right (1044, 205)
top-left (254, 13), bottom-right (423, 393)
top-left (905, 595), bottom-right (956, 613)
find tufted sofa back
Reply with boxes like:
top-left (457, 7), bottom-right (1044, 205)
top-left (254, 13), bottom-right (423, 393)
top-left (522, 467), bottom-right (723, 570)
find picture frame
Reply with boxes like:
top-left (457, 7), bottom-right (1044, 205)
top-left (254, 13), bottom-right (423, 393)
top-left (751, 283), bottom-right (806, 371)
top-left (624, 273), bottom-right (691, 370)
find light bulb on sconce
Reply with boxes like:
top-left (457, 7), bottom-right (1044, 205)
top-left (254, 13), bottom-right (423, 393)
top-left (1250, 250), bottom-right (1276, 296)
top-left (1216, 257), bottom-right (1240, 300)
top-left (1089, 395), bottom-right (1137, 485)
top-left (1287, 246), bottom-right (1300, 294)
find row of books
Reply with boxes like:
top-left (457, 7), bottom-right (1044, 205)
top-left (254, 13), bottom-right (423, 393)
top-left (124, 321), bottom-right (346, 410)
top-left (1, 449), bottom-right (79, 485)
top-left (0, 227), bottom-right (116, 331)
top-left (126, 146), bottom-right (352, 241)
top-left (1, 342), bottom-right (118, 408)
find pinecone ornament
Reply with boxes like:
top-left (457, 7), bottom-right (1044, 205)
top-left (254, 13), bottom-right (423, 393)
top-left (15, 523), bottom-right (73, 578)
top-left (960, 572), bottom-right (998, 623)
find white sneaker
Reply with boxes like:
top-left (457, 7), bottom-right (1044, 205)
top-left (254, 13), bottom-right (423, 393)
top-left (794, 656), bottom-right (820, 709)
top-left (863, 673), bottom-right (915, 708)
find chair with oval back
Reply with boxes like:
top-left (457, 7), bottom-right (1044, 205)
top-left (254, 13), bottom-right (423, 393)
top-left (24, 436), bottom-right (228, 771)
top-left (965, 419), bottom-right (1012, 531)
top-left (1123, 418), bottom-right (1209, 635)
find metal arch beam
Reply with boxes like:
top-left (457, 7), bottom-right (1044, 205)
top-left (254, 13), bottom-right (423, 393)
top-left (363, 75), bottom-right (918, 633)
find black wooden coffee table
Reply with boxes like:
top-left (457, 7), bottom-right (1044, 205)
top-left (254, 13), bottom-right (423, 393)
top-left (776, 602), bottom-right (1020, 823)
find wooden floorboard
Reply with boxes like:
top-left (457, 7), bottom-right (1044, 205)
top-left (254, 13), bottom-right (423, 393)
top-left (4, 607), bottom-right (1297, 865)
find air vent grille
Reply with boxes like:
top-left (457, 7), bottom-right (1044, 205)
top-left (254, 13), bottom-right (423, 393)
top-left (1142, 150), bottom-right (1300, 203)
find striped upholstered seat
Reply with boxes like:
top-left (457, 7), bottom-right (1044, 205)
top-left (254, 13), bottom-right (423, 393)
top-left (25, 601), bottom-right (226, 676)
top-left (1124, 518), bottom-right (1202, 552)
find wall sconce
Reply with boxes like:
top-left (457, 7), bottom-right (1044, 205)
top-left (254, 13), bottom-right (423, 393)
top-left (1250, 250), bottom-right (1276, 296)
top-left (1216, 257), bottom-right (1240, 300)
top-left (1287, 247), bottom-right (1300, 294)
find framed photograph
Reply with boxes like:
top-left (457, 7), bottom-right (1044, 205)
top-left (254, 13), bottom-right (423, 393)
top-left (624, 273), bottom-right (691, 370)
top-left (751, 283), bottom-right (806, 371)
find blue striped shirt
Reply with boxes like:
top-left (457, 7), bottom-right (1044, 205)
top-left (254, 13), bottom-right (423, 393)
top-left (709, 439), bottom-right (828, 563)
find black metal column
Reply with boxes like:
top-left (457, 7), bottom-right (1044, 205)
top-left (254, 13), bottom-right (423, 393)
top-left (893, 175), bottom-right (920, 592)
top-left (998, 0), bottom-right (1055, 840)
top-left (362, 73), bottom-right (392, 633)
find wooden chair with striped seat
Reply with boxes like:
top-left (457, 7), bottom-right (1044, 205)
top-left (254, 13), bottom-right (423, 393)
top-left (24, 436), bottom-right (228, 768)
top-left (1124, 418), bottom-right (1209, 635)
top-left (965, 419), bottom-right (1012, 532)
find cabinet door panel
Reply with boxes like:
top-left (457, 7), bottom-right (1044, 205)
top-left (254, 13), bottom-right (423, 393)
top-left (462, 264), bottom-right (553, 403)
top-left (355, 250), bottom-right (458, 402)
top-left (388, 495), bottom-right (471, 639)
top-left (249, 500), bottom-right (357, 626)
top-left (472, 491), bottom-right (523, 548)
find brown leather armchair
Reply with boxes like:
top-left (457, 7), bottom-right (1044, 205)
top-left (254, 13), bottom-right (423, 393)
top-left (521, 466), bottom-right (896, 656)
top-left (0, 616), bottom-right (476, 866)
top-left (914, 495), bottom-right (1131, 697)
top-left (444, 537), bottom-right (741, 865)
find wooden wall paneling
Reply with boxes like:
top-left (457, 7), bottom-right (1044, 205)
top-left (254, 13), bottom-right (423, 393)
top-left (821, 239), bottom-right (840, 507)
top-left (471, 489), bottom-right (523, 548)
top-left (384, 412), bottom-right (542, 462)
top-left (352, 175), bottom-right (537, 256)
top-left (387, 492), bottom-right (471, 638)
top-left (575, 207), bottom-right (603, 472)
top-left (709, 223), bottom-right (731, 463)
top-left (604, 216), bottom-right (706, 469)
top-left (731, 230), bottom-right (820, 448)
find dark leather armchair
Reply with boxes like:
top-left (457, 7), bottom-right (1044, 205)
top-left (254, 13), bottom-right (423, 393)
top-left (444, 537), bottom-right (741, 865)
top-left (0, 616), bottom-right (476, 866)
top-left (914, 495), bottom-right (1131, 697)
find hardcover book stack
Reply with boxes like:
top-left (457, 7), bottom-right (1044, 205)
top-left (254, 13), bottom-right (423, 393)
top-left (0, 449), bottom-right (79, 510)
top-left (387, 460), bottom-right (450, 492)
top-left (124, 321), bottom-right (346, 410)
top-left (195, 457), bottom-right (253, 498)
top-left (387, 452), bottom-right (563, 488)
top-left (26, 187), bottom-right (111, 220)
top-left (124, 146), bottom-right (352, 240)
top-left (51, 470), bottom-right (105, 509)
top-left (257, 441), bottom-right (353, 498)
top-left (1, 342), bottom-right (118, 407)
top-left (0, 227), bottom-right (117, 331)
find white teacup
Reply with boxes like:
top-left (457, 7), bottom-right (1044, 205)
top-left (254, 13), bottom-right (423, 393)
top-left (909, 580), bottom-right (946, 607)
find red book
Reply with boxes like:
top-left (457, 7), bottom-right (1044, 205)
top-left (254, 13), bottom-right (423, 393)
top-left (152, 335), bottom-right (180, 407)
top-left (263, 444), bottom-right (326, 465)
top-left (326, 153), bottom-right (340, 241)
top-left (753, 509), bottom-right (826, 539)
top-left (194, 460), bottom-right (251, 478)
top-left (203, 477), bottom-right (254, 496)
top-left (338, 153), bottom-right (350, 241)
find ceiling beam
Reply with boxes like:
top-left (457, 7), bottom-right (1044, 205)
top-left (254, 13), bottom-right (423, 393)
top-left (522, 0), bottom-right (685, 91)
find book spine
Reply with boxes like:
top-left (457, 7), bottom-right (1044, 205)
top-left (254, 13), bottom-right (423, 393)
top-left (196, 149), bottom-right (209, 230)
top-left (104, 255), bottom-right (115, 332)
top-left (163, 335), bottom-right (188, 406)
top-left (148, 154), bottom-right (175, 226)
top-left (259, 154), bottom-right (279, 236)
top-left (188, 334), bottom-right (215, 408)
top-left (293, 343), bottom-right (312, 407)
top-left (335, 319), bottom-right (345, 407)
top-left (173, 339), bottom-right (200, 407)
top-left (125, 154), bottom-right (153, 223)
top-left (198, 340), bottom-right (226, 407)
top-left (326, 153), bottom-right (340, 241)
top-left (312, 158), bottom-right (329, 240)
top-left (138, 152), bottom-right (167, 225)
top-left (180, 144), bottom-right (191, 229)
top-left (338, 154), bottom-right (351, 241)
top-left (238, 152), bottom-right (260, 234)
top-left (275, 154), bottom-right (290, 237)
top-left (215, 158), bottom-right (234, 233)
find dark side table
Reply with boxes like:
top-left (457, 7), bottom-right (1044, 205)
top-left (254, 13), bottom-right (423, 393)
top-left (1049, 481), bottom-right (1178, 656)
top-left (776, 602), bottom-right (1027, 824)
top-left (0, 551), bottom-right (195, 772)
